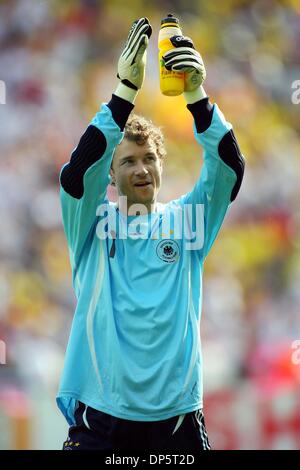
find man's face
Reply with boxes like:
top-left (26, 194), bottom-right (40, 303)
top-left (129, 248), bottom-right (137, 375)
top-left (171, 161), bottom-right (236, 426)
top-left (110, 138), bottom-right (163, 213)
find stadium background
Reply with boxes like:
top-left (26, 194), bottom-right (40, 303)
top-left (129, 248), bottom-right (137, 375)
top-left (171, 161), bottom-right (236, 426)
top-left (0, 0), bottom-right (299, 450)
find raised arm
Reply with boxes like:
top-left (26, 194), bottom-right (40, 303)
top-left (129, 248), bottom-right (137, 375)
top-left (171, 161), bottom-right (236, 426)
top-left (59, 18), bottom-right (152, 274)
top-left (163, 34), bottom-right (245, 259)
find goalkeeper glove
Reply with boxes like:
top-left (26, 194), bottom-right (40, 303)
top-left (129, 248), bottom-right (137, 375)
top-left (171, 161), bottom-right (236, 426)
top-left (162, 36), bottom-right (206, 92)
top-left (117, 17), bottom-right (152, 91)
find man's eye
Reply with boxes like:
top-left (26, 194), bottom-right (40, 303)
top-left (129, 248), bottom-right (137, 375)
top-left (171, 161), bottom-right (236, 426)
top-left (147, 156), bottom-right (155, 161)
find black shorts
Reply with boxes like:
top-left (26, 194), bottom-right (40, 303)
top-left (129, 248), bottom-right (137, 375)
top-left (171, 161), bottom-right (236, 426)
top-left (62, 401), bottom-right (211, 451)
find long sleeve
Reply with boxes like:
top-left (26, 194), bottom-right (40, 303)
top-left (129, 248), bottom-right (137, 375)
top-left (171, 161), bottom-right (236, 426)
top-left (59, 95), bottom-right (134, 275)
top-left (180, 99), bottom-right (245, 259)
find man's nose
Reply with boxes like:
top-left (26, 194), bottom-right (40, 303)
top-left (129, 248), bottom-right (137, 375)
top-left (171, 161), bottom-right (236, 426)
top-left (134, 161), bottom-right (148, 175)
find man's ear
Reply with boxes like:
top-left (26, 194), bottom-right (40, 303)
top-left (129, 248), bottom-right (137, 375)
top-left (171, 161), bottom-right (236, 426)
top-left (110, 167), bottom-right (116, 187)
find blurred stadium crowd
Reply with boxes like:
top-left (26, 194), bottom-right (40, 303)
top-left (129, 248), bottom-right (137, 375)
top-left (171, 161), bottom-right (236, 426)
top-left (0, 0), bottom-right (299, 449)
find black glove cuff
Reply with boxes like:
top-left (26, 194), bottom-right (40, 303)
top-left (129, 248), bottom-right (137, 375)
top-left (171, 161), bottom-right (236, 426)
top-left (121, 79), bottom-right (138, 91)
top-left (116, 74), bottom-right (138, 91)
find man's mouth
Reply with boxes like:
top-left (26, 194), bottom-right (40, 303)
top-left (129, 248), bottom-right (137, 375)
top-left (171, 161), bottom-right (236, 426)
top-left (134, 181), bottom-right (152, 187)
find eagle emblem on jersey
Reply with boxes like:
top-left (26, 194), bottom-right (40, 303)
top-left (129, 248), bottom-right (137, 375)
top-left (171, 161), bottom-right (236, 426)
top-left (156, 239), bottom-right (180, 263)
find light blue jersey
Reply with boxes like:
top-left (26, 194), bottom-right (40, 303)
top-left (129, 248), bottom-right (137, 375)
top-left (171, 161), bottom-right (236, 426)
top-left (57, 103), bottom-right (237, 425)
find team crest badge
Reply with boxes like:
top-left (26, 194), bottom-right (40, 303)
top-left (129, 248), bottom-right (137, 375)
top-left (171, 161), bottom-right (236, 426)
top-left (156, 239), bottom-right (180, 263)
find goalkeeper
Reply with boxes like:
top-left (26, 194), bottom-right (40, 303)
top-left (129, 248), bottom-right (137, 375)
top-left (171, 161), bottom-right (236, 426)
top-left (58, 17), bottom-right (245, 451)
